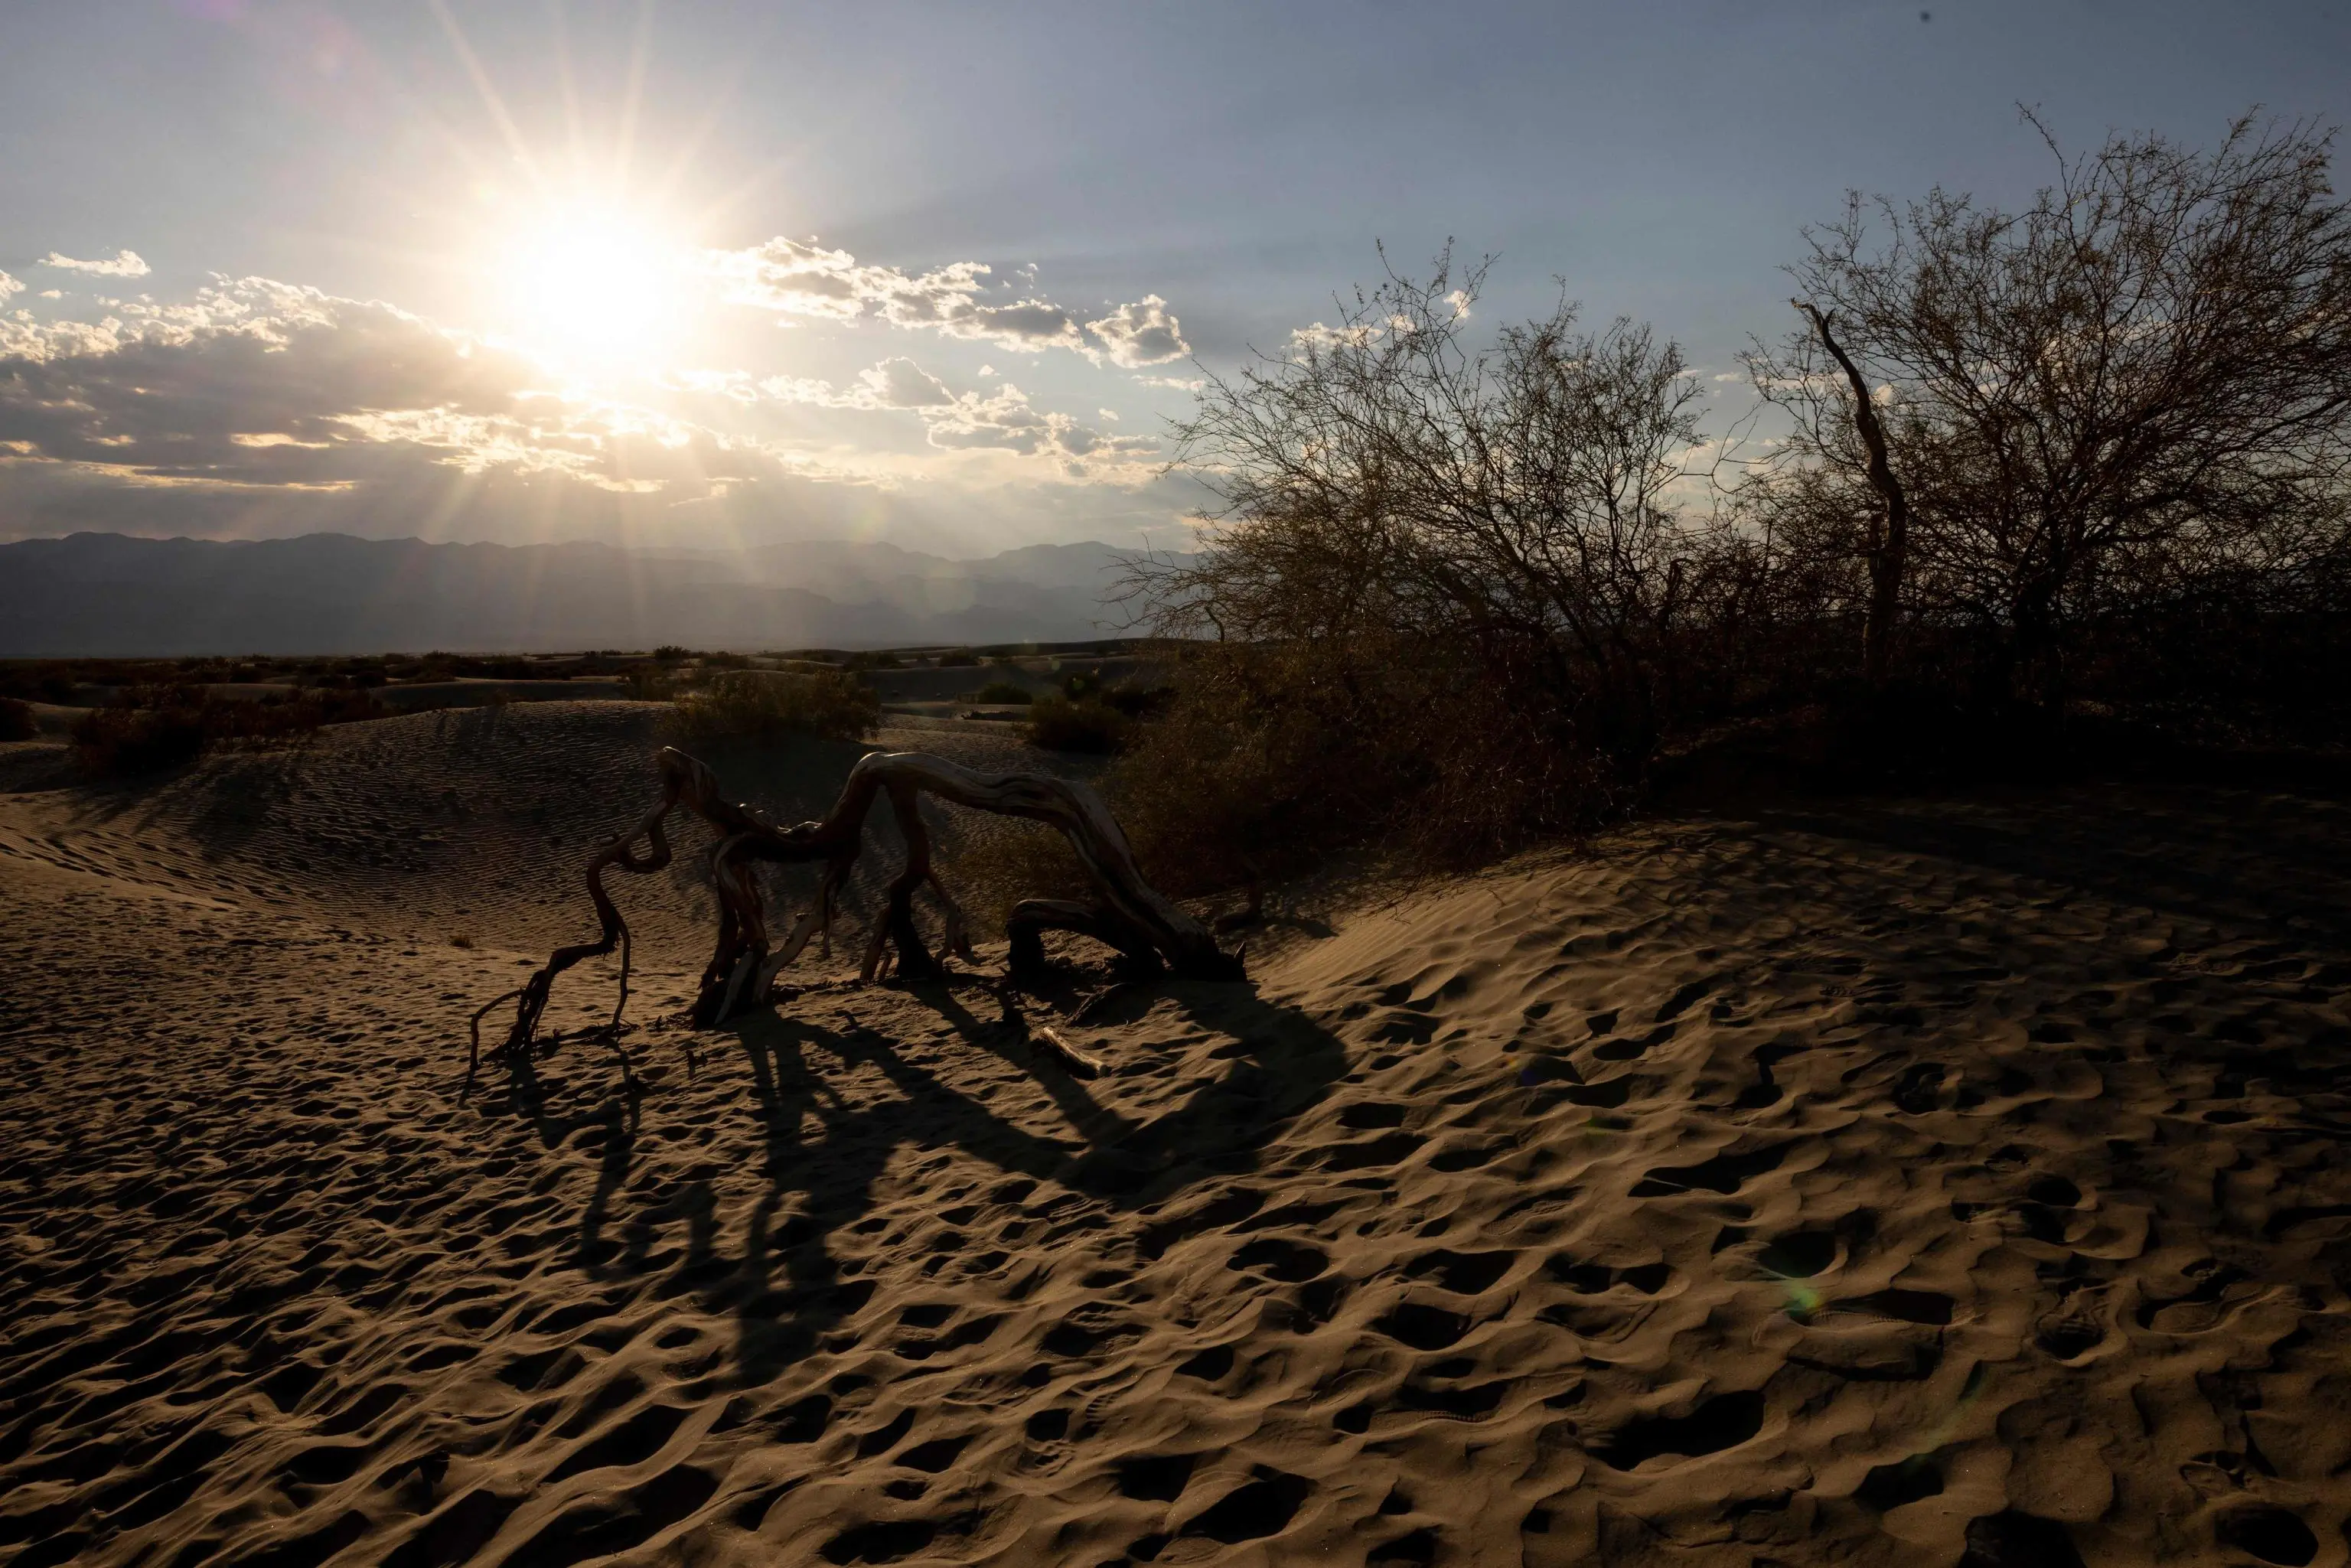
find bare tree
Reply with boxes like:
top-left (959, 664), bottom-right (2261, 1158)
top-left (1745, 112), bottom-right (2351, 708)
top-left (1137, 250), bottom-right (1710, 768)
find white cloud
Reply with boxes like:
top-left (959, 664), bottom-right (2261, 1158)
top-left (734, 356), bottom-right (954, 412)
top-left (1097, 408), bottom-right (1120, 422)
top-left (924, 382), bottom-right (1156, 468)
top-left (40, 249), bottom-right (151, 278)
top-left (859, 356), bottom-right (954, 408)
top-left (1085, 293), bottom-right (1189, 368)
top-left (729, 358), bottom-right (1147, 471)
top-left (706, 238), bottom-right (1187, 369)
top-left (1287, 320), bottom-right (1379, 356)
top-left (706, 237), bottom-right (1085, 354)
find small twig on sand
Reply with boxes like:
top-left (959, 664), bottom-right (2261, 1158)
top-left (1032, 1025), bottom-right (1104, 1079)
top-left (1072, 979), bottom-right (1153, 1028)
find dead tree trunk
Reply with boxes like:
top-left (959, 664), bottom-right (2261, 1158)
top-left (1798, 301), bottom-right (1910, 688)
top-left (482, 746), bottom-right (1241, 1064)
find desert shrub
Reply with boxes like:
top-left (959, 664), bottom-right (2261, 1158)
top-left (1743, 112), bottom-right (2351, 718)
top-left (68, 683), bottom-right (384, 778)
top-left (1027, 693), bottom-right (1128, 754)
top-left (220, 687), bottom-right (383, 738)
top-left (1101, 637), bottom-right (1612, 898)
top-left (1102, 681), bottom-right (1173, 720)
top-left (625, 664), bottom-right (676, 701)
top-left (0, 664), bottom-right (77, 703)
top-left (938, 649), bottom-right (980, 667)
top-left (1115, 252), bottom-right (1707, 875)
top-left (72, 686), bottom-right (210, 776)
top-left (0, 697), bottom-right (37, 742)
top-left (973, 680), bottom-right (1033, 705)
top-left (672, 669), bottom-right (879, 743)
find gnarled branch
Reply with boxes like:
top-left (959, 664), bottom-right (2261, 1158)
top-left (482, 746), bottom-right (1239, 1066)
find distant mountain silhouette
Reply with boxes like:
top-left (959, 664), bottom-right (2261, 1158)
top-left (0, 533), bottom-right (1188, 655)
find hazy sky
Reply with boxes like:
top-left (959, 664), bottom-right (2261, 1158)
top-left (3, 1), bottom-right (2347, 555)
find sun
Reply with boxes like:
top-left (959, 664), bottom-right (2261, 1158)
top-left (487, 199), bottom-right (688, 371)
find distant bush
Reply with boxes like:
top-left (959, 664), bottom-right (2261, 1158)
top-left (72, 686), bottom-right (210, 776)
top-left (1027, 693), bottom-right (1128, 754)
top-left (973, 680), bottom-right (1033, 706)
top-left (0, 697), bottom-right (37, 742)
top-left (672, 670), bottom-right (879, 744)
top-left (70, 683), bottom-right (384, 778)
top-left (938, 649), bottom-right (980, 667)
top-left (0, 663), bottom-right (79, 704)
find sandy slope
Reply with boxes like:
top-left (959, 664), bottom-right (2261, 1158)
top-left (5, 707), bottom-right (2351, 1567)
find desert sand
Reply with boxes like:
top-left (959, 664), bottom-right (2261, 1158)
top-left (5, 702), bottom-right (2351, 1566)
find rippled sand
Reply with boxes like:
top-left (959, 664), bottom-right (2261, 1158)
top-left (4, 704), bottom-right (2350, 1566)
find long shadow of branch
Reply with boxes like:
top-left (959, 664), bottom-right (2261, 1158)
top-left (702, 976), bottom-right (1347, 1387)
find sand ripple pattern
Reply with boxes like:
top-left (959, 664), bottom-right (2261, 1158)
top-left (5, 720), bottom-right (2351, 1566)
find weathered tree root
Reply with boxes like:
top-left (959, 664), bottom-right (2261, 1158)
top-left (484, 746), bottom-right (1241, 1064)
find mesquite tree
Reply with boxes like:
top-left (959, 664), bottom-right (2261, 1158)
top-left (1142, 251), bottom-right (1710, 770)
top-left (1745, 111), bottom-right (2351, 707)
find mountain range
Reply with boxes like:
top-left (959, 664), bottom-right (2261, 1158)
top-left (0, 533), bottom-right (1189, 656)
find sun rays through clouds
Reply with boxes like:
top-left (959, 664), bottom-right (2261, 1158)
top-left (0, 3), bottom-right (1198, 549)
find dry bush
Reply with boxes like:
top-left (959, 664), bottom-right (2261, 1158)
top-left (70, 684), bottom-right (386, 777)
top-left (1094, 638), bottom-right (1616, 901)
top-left (670, 669), bottom-right (879, 744)
top-left (71, 686), bottom-right (210, 776)
top-left (1026, 693), bottom-right (1127, 753)
top-left (1743, 111), bottom-right (2351, 718)
top-left (1112, 251), bottom-right (1710, 880)
top-left (625, 664), bottom-right (677, 701)
top-left (0, 698), bottom-right (34, 742)
top-left (973, 680), bottom-right (1032, 705)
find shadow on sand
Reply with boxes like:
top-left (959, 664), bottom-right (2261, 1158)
top-left (483, 971), bottom-right (1347, 1387)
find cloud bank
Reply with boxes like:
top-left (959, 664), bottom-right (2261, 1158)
top-left (0, 266), bottom-right (1186, 547)
top-left (706, 238), bottom-right (1190, 367)
top-left (39, 249), bottom-right (152, 278)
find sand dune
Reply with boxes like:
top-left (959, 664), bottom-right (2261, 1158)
top-left (5, 708), bottom-right (2351, 1566)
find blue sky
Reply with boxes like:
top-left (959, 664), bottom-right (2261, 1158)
top-left (3, 1), bottom-right (2347, 555)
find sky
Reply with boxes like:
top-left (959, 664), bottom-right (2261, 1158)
top-left (2, 0), bottom-right (2348, 557)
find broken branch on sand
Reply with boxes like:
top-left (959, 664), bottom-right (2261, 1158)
top-left (483, 746), bottom-right (1241, 1064)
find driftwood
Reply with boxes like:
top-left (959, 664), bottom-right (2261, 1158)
top-left (476, 746), bottom-right (1241, 1069)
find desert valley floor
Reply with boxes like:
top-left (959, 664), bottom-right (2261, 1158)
top-left (5, 703), bottom-right (2351, 1567)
